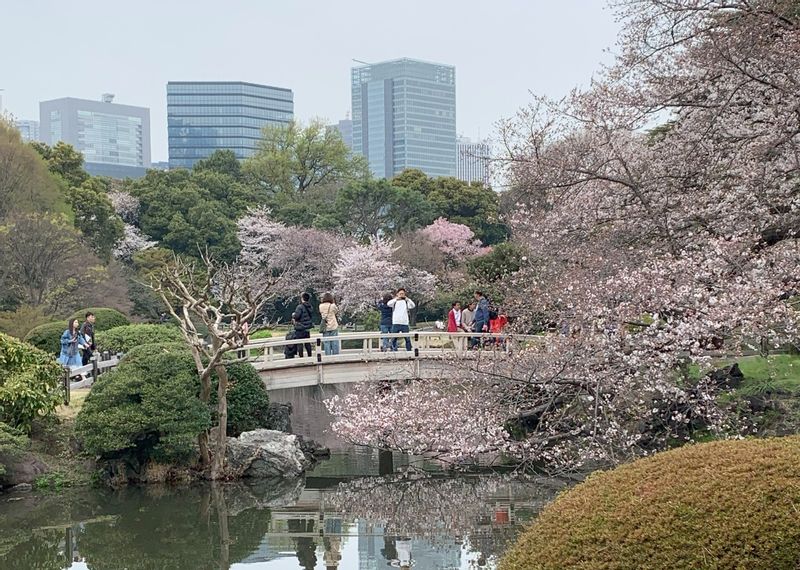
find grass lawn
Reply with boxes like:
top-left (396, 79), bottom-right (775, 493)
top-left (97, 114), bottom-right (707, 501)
top-left (57, 388), bottom-right (89, 420)
top-left (726, 354), bottom-right (800, 395)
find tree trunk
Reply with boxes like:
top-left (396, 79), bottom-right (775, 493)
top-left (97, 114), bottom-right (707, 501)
top-left (211, 483), bottom-right (230, 570)
top-left (210, 362), bottom-right (230, 480)
top-left (193, 347), bottom-right (212, 468)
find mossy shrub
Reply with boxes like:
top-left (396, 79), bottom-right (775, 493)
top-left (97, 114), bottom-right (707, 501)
top-left (75, 343), bottom-right (211, 466)
top-left (69, 308), bottom-right (129, 331)
top-left (500, 436), bottom-right (800, 570)
top-left (0, 333), bottom-right (64, 431)
top-left (96, 324), bottom-right (183, 354)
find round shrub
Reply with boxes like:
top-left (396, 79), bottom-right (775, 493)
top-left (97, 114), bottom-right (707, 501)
top-left (76, 343), bottom-right (211, 466)
top-left (248, 329), bottom-right (273, 340)
top-left (23, 321), bottom-right (66, 355)
top-left (501, 436), bottom-right (800, 570)
top-left (0, 333), bottom-right (64, 431)
top-left (211, 363), bottom-right (270, 437)
top-left (69, 307), bottom-right (129, 331)
top-left (96, 324), bottom-right (183, 354)
top-left (119, 342), bottom-right (271, 436)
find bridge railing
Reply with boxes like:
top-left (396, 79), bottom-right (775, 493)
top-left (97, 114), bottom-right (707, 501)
top-left (241, 331), bottom-right (543, 364)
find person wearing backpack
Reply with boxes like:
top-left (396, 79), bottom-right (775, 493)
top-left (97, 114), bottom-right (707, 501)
top-left (318, 292), bottom-right (340, 356)
top-left (387, 288), bottom-right (415, 352)
top-left (292, 292), bottom-right (314, 357)
top-left (377, 293), bottom-right (394, 352)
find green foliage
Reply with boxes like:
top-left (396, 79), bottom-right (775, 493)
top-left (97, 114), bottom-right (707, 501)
top-left (69, 307), bottom-right (130, 331)
top-left (244, 119), bottom-right (368, 194)
top-left (0, 305), bottom-right (53, 339)
top-left (467, 242), bottom-right (526, 282)
top-left (0, 421), bottom-right (29, 477)
top-left (0, 333), bottom-right (64, 431)
top-left (423, 176), bottom-right (508, 244)
top-left (127, 168), bottom-right (255, 261)
top-left (210, 363), bottom-right (271, 436)
top-left (65, 178), bottom-right (125, 261)
top-left (76, 342), bottom-right (211, 465)
top-left (23, 322), bottom-right (65, 355)
top-left (248, 329), bottom-right (273, 340)
top-left (736, 354), bottom-right (800, 396)
top-left (500, 436), bottom-right (800, 570)
top-left (360, 309), bottom-right (380, 331)
top-left (335, 179), bottom-right (433, 239)
top-left (95, 324), bottom-right (184, 353)
top-left (193, 149), bottom-right (242, 179)
top-left (30, 141), bottom-right (89, 188)
top-left (0, 118), bottom-right (64, 220)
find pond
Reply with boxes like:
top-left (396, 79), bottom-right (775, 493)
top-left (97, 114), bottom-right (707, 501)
top-left (1, 385), bottom-right (567, 569)
top-left (0, 446), bottom-right (564, 570)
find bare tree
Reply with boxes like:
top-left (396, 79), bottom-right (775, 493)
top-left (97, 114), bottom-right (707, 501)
top-left (151, 251), bottom-right (279, 479)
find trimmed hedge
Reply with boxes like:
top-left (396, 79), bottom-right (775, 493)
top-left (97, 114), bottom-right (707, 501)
top-left (23, 308), bottom-right (131, 355)
top-left (96, 324), bottom-right (183, 354)
top-left (0, 333), bottom-right (64, 431)
top-left (23, 322), bottom-right (66, 356)
top-left (69, 308), bottom-right (129, 331)
top-left (75, 343), bottom-right (211, 465)
top-left (500, 436), bottom-right (800, 570)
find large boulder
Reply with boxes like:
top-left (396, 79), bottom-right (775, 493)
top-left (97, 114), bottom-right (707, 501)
top-left (226, 429), bottom-right (311, 479)
top-left (0, 452), bottom-right (48, 487)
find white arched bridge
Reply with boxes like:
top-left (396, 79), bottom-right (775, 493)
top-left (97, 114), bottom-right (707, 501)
top-left (244, 331), bottom-right (537, 391)
top-left (67, 331), bottom-right (538, 396)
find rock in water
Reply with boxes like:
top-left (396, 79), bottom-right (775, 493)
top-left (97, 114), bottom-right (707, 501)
top-left (226, 429), bottom-right (311, 479)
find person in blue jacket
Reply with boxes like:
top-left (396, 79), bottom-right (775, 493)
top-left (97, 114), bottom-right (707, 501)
top-left (472, 290), bottom-right (490, 348)
top-left (59, 318), bottom-right (86, 372)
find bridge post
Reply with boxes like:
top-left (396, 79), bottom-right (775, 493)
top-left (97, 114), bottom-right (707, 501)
top-left (316, 337), bottom-right (322, 363)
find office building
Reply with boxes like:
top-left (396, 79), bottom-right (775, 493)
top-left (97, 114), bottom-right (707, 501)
top-left (351, 58), bottom-right (456, 178)
top-left (15, 119), bottom-right (40, 142)
top-left (328, 117), bottom-right (353, 150)
top-left (167, 81), bottom-right (294, 169)
top-left (456, 136), bottom-right (491, 185)
top-left (40, 94), bottom-right (150, 179)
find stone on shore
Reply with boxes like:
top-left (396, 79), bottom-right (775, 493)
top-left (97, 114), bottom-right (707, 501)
top-left (226, 429), bottom-right (312, 479)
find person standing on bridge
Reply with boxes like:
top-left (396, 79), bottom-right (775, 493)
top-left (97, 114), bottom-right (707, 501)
top-left (472, 291), bottom-right (490, 349)
top-left (318, 292), bottom-right (340, 356)
top-left (377, 293), bottom-right (394, 352)
top-left (388, 288), bottom-right (415, 352)
top-left (447, 301), bottom-right (466, 353)
top-left (59, 318), bottom-right (87, 375)
top-left (79, 312), bottom-right (96, 366)
top-left (292, 292), bottom-right (314, 358)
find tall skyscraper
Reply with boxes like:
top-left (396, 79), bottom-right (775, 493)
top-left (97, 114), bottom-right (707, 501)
top-left (15, 119), bottom-right (40, 142)
top-left (39, 94), bottom-right (151, 179)
top-left (351, 58), bottom-right (456, 178)
top-left (167, 81), bottom-right (294, 169)
top-left (456, 136), bottom-right (491, 185)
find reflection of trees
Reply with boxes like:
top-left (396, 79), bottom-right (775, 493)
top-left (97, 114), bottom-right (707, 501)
top-left (0, 481), bottom-right (298, 570)
top-left (77, 485), bottom-right (274, 570)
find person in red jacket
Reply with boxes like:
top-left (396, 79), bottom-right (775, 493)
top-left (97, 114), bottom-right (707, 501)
top-left (447, 301), bottom-right (465, 352)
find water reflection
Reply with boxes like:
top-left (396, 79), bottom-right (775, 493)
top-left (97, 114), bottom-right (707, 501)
top-left (0, 468), bottom-right (561, 570)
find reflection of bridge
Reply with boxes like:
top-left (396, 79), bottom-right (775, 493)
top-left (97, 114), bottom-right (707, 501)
top-left (246, 331), bottom-right (539, 390)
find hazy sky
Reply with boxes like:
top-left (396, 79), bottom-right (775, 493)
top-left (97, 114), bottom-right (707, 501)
top-left (1, 1), bottom-right (620, 162)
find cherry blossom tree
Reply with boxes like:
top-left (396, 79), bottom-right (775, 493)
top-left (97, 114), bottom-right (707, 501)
top-left (327, 0), bottom-right (800, 470)
top-left (108, 190), bottom-right (141, 224)
top-left (419, 217), bottom-right (486, 261)
top-left (113, 224), bottom-right (157, 262)
top-left (331, 236), bottom-right (437, 314)
top-left (237, 207), bottom-right (351, 298)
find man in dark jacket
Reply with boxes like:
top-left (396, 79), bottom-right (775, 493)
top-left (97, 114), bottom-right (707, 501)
top-left (292, 293), bottom-right (314, 357)
top-left (79, 312), bottom-right (96, 365)
top-left (472, 291), bottom-right (490, 349)
top-left (377, 293), bottom-right (394, 352)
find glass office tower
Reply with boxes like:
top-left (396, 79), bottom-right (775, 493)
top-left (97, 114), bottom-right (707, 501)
top-left (351, 58), bottom-right (456, 178)
top-left (167, 81), bottom-right (294, 169)
top-left (39, 96), bottom-right (150, 179)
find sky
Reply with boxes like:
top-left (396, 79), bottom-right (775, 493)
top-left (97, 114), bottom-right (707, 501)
top-left (0, 0), bottom-right (621, 162)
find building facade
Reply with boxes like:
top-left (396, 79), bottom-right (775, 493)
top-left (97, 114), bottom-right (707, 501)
top-left (15, 119), bottom-right (40, 142)
top-left (39, 95), bottom-right (150, 179)
top-left (328, 117), bottom-right (353, 151)
top-left (351, 58), bottom-right (456, 179)
top-left (167, 81), bottom-right (294, 169)
top-left (456, 136), bottom-right (491, 185)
